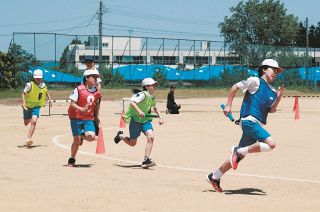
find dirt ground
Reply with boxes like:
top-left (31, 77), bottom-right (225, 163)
top-left (1, 96), bottom-right (320, 212)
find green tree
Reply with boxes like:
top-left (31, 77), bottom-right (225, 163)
top-left (153, 71), bottom-right (168, 87)
top-left (219, 0), bottom-right (300, 67)
top-left (60, 39), bottom-right (81, 70)
top-left (297, 22), bottom-right (320, 48)
top-left (100, 64), bottom-right (124, 86)
top-left (0, 44), bottom-right (38, 89)
top-left (9, 43), bottom-right (38, 72)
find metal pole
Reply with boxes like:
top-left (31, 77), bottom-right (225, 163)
top-left (162, 38), bottom-right (164, 66)
top-left (33, 33), bottom-right (36, 59)
top-left (178, 39), bottom-right (180, 65)
top-left (193, 40), bottom-right (196, 70)
top-left (146, 37), bottom-right (148, 72)
top-left (314, 47), bottom-right (316, 91)
top-left (306, 17), bottom-right (309, 90)
top-left (111, 35), bottom-right (114, 76)
top-left (99, 0), bottom-right (103, 69)
top-left (54, 33), bottom-right (57, 83)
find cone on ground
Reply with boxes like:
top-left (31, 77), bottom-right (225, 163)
top-left (293, 96), bottom-right (299, 111)
top-left (96, 126), bottom-right (105, 154)
top-left (294, 97), bottom-right (300, 120)
top-left (119, 111), bottom-right (126, 128)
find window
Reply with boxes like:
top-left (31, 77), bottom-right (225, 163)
top-left (151, 56), bottom-right (178, 65)
top-left (215, 56), bottom-right (240, 65)
top-left (183, 56), bottom-right (211, 65)
top-left (79, 55), bottom-right (110, 63)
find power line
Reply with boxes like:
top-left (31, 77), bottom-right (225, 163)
top-left (103, 23), bottom-right (221, 37)
top-left (40, 23), bottom-right (98, 33)
top-left (0, 14), bottom-right (94, 27)
top-left (107, 7), bottom-right (218, 26)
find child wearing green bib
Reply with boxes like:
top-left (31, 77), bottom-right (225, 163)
top-left (114, 78), bottom-right (164, 168)
top-left (21, 69), bottom-right (52, 146)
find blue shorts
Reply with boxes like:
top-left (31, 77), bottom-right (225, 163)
top-left (238, 120), bottom-right (271, 147)
top-left (129, 120), bottom-right (153, 139)
top-left (23, 106), bottom-right (41, 120)
top-left (70, 119), bottom-right (95, 136)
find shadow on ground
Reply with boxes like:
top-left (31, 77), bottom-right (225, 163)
top-left (203, 188), bottom-right (267, 195)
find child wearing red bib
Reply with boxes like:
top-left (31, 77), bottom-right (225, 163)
top-left (67, 69), bottom-right (102, 167)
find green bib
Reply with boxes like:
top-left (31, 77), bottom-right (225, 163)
top-left (123, 91), bottom-right (156, 123)
top-left (25, 81), bottom-right (48, 108)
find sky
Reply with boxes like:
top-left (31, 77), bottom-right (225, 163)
top-left (0, 0), bottom-right (319, 53)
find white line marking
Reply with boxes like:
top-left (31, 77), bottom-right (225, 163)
top-left (52, 134), bottom-right (320, 185)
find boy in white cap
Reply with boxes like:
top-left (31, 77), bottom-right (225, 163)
top-left (206, 59), bottom-right (285, 192)
top-left (114, 78), bottom-right (164, 168)
top-left (21, 69), bottom-right (52, 146)
top-left (67, 68), bottom-right (102, 167)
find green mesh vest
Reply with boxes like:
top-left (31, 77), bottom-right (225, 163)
top-left (123, 91), bottom-right (156, 123)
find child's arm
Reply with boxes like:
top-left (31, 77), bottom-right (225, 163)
top-left (153, 106), bottom-right (164, 125)
top-left (21, 92), bottom-right (27, 108)
top-left (94, 99), bottom-right (101, 124)
top-left (269, 85), bottom-right (285, 113)
top-left (70, 101), bottom-right (87, 112)
top-left (46, 90), bottom-right (52, 107)
top-left (224, 83), bottom-right (240, 116)
top-left (130, 101), bottom-right (145, 117)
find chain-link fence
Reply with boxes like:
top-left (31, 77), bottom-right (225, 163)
top-left (10, 32), bottom-right (320, 91)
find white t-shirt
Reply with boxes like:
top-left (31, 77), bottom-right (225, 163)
top-left (236, 77), bottom-right (276, 125)
top-left (69, 86), bottom-right (97, 102)
top-left (23, 82), bottom-right (46, 93)
top-left (130, 91), bottom-right (147, 104)
top-left (236, 77), bottom-right (276, 95)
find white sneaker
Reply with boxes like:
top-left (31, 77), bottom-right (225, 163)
top-left (26, 139), bottom-right (33, 146)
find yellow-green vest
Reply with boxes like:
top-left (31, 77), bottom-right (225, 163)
top-left (25, 81), bottom-right (48, 108)
top-left (123, 91), bottom-right (156, 123)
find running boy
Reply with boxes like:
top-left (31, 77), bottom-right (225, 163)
top-left (114, 78), bottom-right (164, 168)
top-left (21, 69), bottom-right (52, 146)
top-left (67, 69), bottom-right (102, 167)
top-left (83, 55), bottom-right (102, 91)
top-left (206, 59), bottom-right (285, 192)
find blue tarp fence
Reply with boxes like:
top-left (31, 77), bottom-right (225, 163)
top-left (23, 65), bottom-right (320, 84)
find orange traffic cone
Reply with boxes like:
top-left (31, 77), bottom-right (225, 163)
top-left (293, 96), bottom-right (299, 111)
top-left (119, 111), bottom-right (126, 128)
top-left (294, 98), bottom-right (300, 120)
top-left (96, 126), bottom-right (105, 154)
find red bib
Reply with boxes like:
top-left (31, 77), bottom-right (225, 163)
top-left (68, 84), bottom-right (102, 120)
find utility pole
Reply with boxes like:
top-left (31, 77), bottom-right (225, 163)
top-left (98, 0), bottom-right (104, 69)
top-left (306, 17), bottom-right (309, 89)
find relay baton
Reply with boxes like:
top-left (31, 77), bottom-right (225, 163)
top-left (145, 113), bottom-right (159, 118)
top-left (21, 104), bottom-right (28, 111)
top-left (220, 104), bottom-right (234, 122)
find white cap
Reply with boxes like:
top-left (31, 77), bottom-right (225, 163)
top-left (261, 59), bottom-right (282, 72)
top-left (83, 69), bottom-right (100, 77)
top-left (141, 78), bottom-right (159, 87)
top-left (33, 69), bottom-right (43, 78)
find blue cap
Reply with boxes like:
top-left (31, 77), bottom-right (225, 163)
top-left (83, 55), bottom-right (94, 63)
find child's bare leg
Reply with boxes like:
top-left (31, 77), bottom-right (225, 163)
top-left (84, 131), bottom-right (95, 142)
top-left (27, 115), bottom-right (38, 140)
top-left (237, 137), bottom-right (276, 155)
top-left (71, 136), bottom-right (81, 158)
top-left (24, 119), bottom-right (31, 126)
top-left (121, 135), bottom-right (137, 146)
top-left (144, 130), bottom-right (154, 158)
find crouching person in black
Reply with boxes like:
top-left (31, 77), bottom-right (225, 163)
top-left (166, 85), bottom-right (181, 114)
